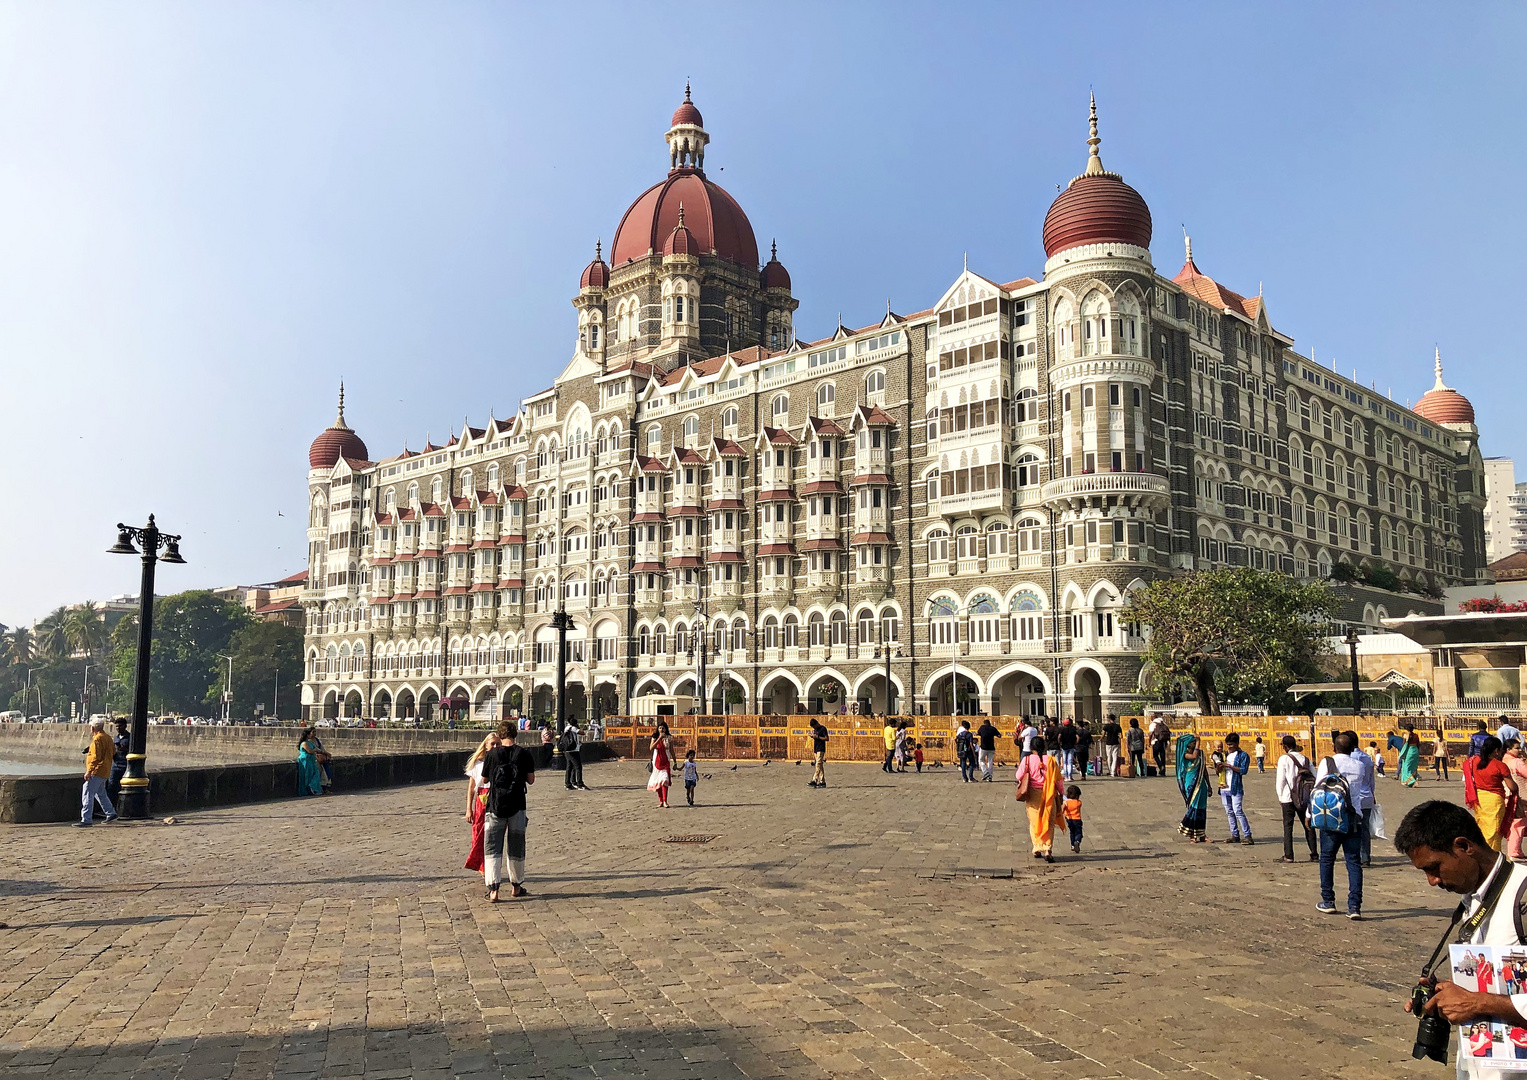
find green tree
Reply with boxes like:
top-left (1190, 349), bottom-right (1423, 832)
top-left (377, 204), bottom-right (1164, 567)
top-left (35, 607), bottom-right (70, 661)
top-left (1126, 567), bottom-right (1338, 715)
top-left (224, 620), bottom-right (303, 719)
top-left (110, 591), bottom-right (251, 715)
top-left (64, 601), bottom-right (106, 662)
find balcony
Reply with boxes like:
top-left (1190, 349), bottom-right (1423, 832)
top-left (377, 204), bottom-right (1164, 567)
top-left (1041, 471), bottom-right (1170, 510)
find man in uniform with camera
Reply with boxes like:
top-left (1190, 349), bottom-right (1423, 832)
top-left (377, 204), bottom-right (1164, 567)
top-left (1397, 800), bottom-right (1527, 1076)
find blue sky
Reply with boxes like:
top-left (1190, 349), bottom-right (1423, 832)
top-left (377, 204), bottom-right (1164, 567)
top-left (3, 2), bottom-right (1524, 628)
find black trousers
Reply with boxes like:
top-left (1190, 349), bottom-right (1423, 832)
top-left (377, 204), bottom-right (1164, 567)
top-left (1128, 749), bottom-right (1146, 777)
top-left (1282, 801), bottom-right (1317, 859)
top-left (564, 750), bottom-right (583, 788)
top-left (1152, 742), bottom-right (1168, 776)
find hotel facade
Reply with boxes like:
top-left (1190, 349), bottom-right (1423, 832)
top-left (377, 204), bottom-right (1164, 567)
top-left (299, 91), bottom-right (1488, 723)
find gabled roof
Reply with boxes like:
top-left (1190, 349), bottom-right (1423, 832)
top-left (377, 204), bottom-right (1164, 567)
top-left (1172, 254), bottom-right (1268, 326)
top-left (712, 438), bottom-right (747, 457)
top-left (636, 454), bottom-right (669, 473)
top-left (856, 404), bottom-right (897, 427)
top-left (761, 426), bottom-right (798, 446)
top-left (808, 416), bottom-right (846, 437)
top-left (673, 447), bottom-right (705, 465)
top-left (503, 485), bottom-right (528, 500)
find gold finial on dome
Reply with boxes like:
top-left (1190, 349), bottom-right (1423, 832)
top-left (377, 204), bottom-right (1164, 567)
top-left (677, 202), bottom-right (685, 227)
top-left (1085, 93), bottom-right (1105, 177)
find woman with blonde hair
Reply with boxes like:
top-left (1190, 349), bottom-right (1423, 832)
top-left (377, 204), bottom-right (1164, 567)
top-left (463, 723), bottom-right (510, 872)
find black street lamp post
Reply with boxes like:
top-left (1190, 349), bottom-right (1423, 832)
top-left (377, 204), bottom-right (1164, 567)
top-left (551, 608), bottom-right (573, 735)
top-left (1345, 628), bottom-right (1363, 716)
top-left (108, 515), bottom-right (185, 819)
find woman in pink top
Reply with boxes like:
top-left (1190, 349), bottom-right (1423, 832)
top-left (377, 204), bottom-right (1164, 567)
top-left (1016, 737), bottom-right (1064, 862)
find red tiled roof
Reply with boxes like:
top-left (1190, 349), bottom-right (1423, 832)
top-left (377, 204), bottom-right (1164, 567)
top-left (451, 496), bottom-right (473, 510)
top-left (713, 438), bottom-right (747, 456)
top-left (504, 485), bottom-right (528, 500)
top-left (858, 405), bottom-right (896, 427)
top-left (397, 509), bottom-right (418, 522)
top-left (604, 359), bottom-right (658, 379)
top-left (276, 569), bottom-right (308, 584)
top-left (422, 504), bottom-right (446, 517)
top-left (500, 532), bottom-right (525, 544)
top-left (394, 551), bottom-right (415, 562)
top-left (850, 532), bottom-right (893, 545)
top-left (758, 543), bottom-right (795, 556)
top-left (764, 427), bottom-right (797, 445)
top-left (851, 473), bottom-right (893, 487)
top-left (633, 512), bottom-right (665, 524)
top-left (469, 582), bottom-right (495, 593)
top-left (706, 497), bottom-right (745, 510)
top-left (1173, 257), bottom-right (1264, 322)
top-left (669, 504), bottom-right (705, 516)
top-left (706, 551), bottom-right (745, 563)
top-left (669, 555), bottom-right (703, 568)
top-left (254, 599), bottom-right (300, 613)
top-left (674, 447), bottom-right (705, 464)
top-left (367, 596), bottom-right (391, 606)
top-left (997, 277), bottom-right (1038, 292)
top-left (756, 488), bottom-right (795, 502)
top-left (370, 556), bottom-right (393, 566)
top-left (414, 588), bottom-right (440, 600)
top-left (478, 491), bottom-right (499, 506)
top-left (471, 539), bottom-right (496, 549)
top-left (633, 561), bottom-right (665, 573)
top-left (800, 537), bottom-right (843, 552)
top-left (373, 513), bottom-right (395, 525)
top-left (637, 455), bottom-right (669, 473)
top-left (498, 578), bottom-right (524, 589)
top-left (445, 544), bottom-right (471, 554)
top-left (801, 480), bottom-right (844, 495)
top-left (444, 585), bottom-right (469, 595)
top-left (809, 417), bottom-right (846, 437)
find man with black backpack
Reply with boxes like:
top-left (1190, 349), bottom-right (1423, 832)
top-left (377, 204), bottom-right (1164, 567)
top-left (479, 736), bottom-right (537, 902)
top-left (1310, 731), bottom-right (1366, 919)
top-left (1275, 735), bottom-right (1317, 863)
top-left (560, 720), bottom-right (586, 790)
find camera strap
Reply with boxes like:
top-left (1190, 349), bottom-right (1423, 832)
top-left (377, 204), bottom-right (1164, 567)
top-left (1421, 854), bottom-right (1512, 981)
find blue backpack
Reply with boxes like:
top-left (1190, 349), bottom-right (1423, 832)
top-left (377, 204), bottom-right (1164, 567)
top-left (1308, 756), bottom-right (1354, 833)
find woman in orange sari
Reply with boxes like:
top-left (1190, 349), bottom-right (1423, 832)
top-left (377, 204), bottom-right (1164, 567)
top-left (1015, 736), bottom-right (1064, 862)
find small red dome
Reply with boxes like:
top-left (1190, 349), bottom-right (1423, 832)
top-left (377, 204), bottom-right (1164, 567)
top-left (1042, 173), bottom-right (1153, 258)
top-left (611, 170), bottom-right (758, 268)
top-left (762, 240), bottom-right (790, 290)
top-left (671, 86), bottom-right (703, 128)
top-left (664, 219), bottom-right (700, 256)
top-left (309, 426), bottom-right (368, 470)
top-left (310, 387), bottom-right (367, 468)
top-left (1415, 387), bottom-right (1475, 425)
top-left (580, 254), bottom-right (609, 289)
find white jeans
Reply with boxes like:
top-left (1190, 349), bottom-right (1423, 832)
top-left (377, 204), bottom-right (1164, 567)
top-left (1104, 745), bottom-right (1120, 776)
top-left (978, 748), bottom-right (994, 779)
top-left (81, 775), bottom-right (114, 823)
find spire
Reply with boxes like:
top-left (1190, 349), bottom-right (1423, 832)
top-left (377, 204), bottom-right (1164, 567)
top-left (770, 238), bottom-right (777, 261)
top-left (334, 381), bottom-right (349, 429)
top-left (684, 79), bottom-right (691, 102)
top-left (594, 238), bottom-right (602, 261)
top-left (1184, 231), bottom-right (1192, 264)
top-left (1084, 93), bottom-right (1105, 176)
top-left (677, 202), bottom-right (685, 227)
top-left (1433, 346), bottom-right (1448, 390)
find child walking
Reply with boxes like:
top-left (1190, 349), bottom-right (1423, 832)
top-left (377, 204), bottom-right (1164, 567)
top-left (682, 750), bottom-right (699, 806)
top-left (913, 743), bottom-right (924, 773)
top-left (1254, 737), bottom-right (1267, 773)
top-left (1063, 785), bottom-right (1084, 854)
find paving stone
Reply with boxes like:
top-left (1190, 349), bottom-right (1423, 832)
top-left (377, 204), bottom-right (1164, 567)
top-left (0, 763), bottom-right (1458, 1077)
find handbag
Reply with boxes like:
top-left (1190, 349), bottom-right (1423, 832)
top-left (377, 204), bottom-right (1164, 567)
top-left (1368, 802), bottom-right (1387, 839)
top-left (1014, 764), bottom-right (1031, 800)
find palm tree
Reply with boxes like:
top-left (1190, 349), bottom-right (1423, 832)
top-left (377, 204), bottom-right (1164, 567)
top-left (7, 627), bottom-right (31, 668)
top-left (36, 608), bottom-right (70, 662)
top-left (64, 602), bottom-right (105, 661)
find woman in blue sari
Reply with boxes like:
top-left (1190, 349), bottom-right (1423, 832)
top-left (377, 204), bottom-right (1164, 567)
top-left (297, 727), bottom-right (324, 796)
top-left (1176, 732), bottom-right (1210, 842)
top-left (1388, 726), bottom-right (1421, 787)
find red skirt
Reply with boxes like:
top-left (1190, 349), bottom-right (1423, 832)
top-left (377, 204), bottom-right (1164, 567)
top-left (464, 794), bottom-right (486, 872)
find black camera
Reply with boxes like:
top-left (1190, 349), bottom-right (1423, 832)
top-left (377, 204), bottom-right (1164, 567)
top-left (1410, 980), bottom-right (1451, 1064)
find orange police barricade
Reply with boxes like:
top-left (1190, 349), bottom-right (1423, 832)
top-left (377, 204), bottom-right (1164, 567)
top-left (759, 718), bottom-right (790, 760)
top-left (724, 717), bottom-right (760, 760)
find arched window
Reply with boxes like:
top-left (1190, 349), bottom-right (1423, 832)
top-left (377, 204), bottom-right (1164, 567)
top-left (926, 469), bottom-right (940, 504)
top-left (968, 594), bottom-right (999, 644)
top-left (927, 529), bottom-right (949, 564)
top-left (762, 615), bottom-right (778, 649)
top-left (816, 383), bottom-right (835, 408)
top-left (683, 415), bottom-right (699, 438)
top-left (782, 614), bottom-right (799, 647)
top-left (808, 611), bottom-right (826, 646)
top-left (830, 610), bottom-right (848, 645)
top-left (857, 608), bottom-right (874, 643)
top-left (879, 607), bottom-right (899, 643)
top-left (646, 426), bottom-right (662, 452)
top-left (1010, 592), bottom-right (1043, 643)
top-left (1015, 453), bottom-right (1040, 486)
top-left (771, 394), bottom-right (789, 421)
top-left (928, 597), bottom-right (958, 646)
top-left (722, 406), bottom-right (738, 431)
top-left (865, 370), bottom-right (885, 396)
top-left (955, 525), bottom-right (979, 560)
top-left (986, 522), bottom-right (1009, 556)
top-left (1016, 517), bottom-right (1042, 552)
top-left (1014, 387), bottom-right (1038, 422)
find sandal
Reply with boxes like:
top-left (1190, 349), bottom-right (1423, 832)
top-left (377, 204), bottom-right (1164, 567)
top-left (488, 885), bottom-right (500, 903)
top-left (510, 883), bottom-right (528, 899)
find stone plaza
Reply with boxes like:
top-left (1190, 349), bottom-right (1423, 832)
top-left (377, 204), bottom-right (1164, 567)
top-left (0, 759), bottom-right (1464, 1079)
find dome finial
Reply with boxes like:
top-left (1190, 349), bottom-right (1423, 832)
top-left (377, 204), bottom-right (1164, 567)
top-left (677, 202), bottom-right (685, 227)
top-left (1184, 229), bottom-right (1192, 264)
top-left (1434, 346), bottom-right (1447, 390)
top-left (595, 238), bottom-right (601, 260)
top-left (1085, 92), bottom-right (1105, 176)
top-left (771, 238), bottom-right (777, 260)
top-left (685, 79), bottom-right (691, 102)
top-left (335, 381), bottom-right (348, 428)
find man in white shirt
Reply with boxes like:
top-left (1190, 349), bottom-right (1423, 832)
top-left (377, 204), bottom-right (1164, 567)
top-left (1314, 733), bottom-right (1368, 919)
top-left (1398, 799), bottom-right (1527, 1079)
top-left (1275, 735), bottom-right (1316, 863)
top-left (1018, 720), bottom-right (1039, 760)
top-left (1343, 730), bottom-right (1378, 867)
top-left (1498, 716), bottom-right (1522, 748)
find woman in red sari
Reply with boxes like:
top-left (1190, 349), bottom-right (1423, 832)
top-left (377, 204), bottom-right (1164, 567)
top-left (647, 721), bottom-right (674, 807)
top-left (463, 733), bottom-right (502, 872)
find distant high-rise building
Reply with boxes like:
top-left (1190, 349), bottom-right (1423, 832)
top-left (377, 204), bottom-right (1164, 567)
top-left (1484, 458), bottom-right (1519, 563)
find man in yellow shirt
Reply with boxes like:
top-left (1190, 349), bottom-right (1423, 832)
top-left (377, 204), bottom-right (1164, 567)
top-left (882, 721), bottom-right (897, 774)
top-left (75, 717), bottom-right (117, 827)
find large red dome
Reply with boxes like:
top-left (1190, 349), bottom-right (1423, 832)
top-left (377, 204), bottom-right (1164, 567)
top-left (309, 387), bottom-right (368, 469)
top-left (1414, 352), bottom-right (1475, 425)
top-left (1042, 173), bottom-right (1152, 258)
top-left (610, 169), bottom-right (759, 268)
